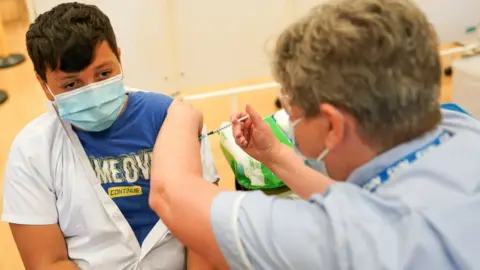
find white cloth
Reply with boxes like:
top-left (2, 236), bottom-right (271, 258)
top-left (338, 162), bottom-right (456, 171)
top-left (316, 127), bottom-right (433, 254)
top-left (2, 106), bottom-right (219, 269)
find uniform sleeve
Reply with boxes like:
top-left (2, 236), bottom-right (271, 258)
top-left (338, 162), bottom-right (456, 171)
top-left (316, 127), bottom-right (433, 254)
top-left (210, 183), bottom-right (439, 269)
top-left (200, 125), bottom-right (220, 183)
top-left (1, 144), bottom-right (58, 225)
top-left (210, 191), bottom-right (339, 269)
top-left (441, 107), bottom-right (480, 135)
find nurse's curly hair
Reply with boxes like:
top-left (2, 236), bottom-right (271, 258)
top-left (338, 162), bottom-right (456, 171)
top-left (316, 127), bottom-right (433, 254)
top-left (272, 0), bottom-right (442, 151)
top-left (26, 2), bottom-right (119, 81)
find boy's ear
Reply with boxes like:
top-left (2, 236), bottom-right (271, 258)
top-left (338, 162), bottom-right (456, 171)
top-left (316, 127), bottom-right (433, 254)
top-left (117, 47), bottom-right (122, 59)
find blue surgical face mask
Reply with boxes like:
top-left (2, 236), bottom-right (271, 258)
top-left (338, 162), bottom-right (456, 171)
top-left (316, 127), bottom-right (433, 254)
top-left (47, 74), bottom-right (126, 132)
top-left (289, 118), bottom-right (330, 175)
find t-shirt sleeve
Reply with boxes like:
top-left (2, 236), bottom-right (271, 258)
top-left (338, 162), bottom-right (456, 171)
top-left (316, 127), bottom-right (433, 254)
top-left (200, 125), bottom-right (220, 183)
top-left (1, 143), bottom-right (58, 225)
top-left (141, 91), bottom-right (174, 132)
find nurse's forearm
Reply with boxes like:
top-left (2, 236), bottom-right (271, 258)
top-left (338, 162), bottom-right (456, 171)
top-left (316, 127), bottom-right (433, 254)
top-left (187, 249), bottom-right (214, 270)
top-left (265, 144), bottom-right (334, 199)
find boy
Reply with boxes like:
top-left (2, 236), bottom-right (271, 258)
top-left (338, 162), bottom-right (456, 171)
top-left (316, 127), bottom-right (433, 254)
top-left (1, 3), bottom-right (217, 269)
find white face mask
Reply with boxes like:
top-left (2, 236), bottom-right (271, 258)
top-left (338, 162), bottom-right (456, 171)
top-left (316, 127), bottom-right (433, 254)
top-left (289, 118), bottom-right (330, 175)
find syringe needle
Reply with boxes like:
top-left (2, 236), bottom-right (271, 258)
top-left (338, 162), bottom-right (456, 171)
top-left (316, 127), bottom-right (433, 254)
top-left (199, 115), bottom-right (250, 140)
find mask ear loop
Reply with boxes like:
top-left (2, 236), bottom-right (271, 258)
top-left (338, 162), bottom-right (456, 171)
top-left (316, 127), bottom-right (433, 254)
top-left (44, 83), bottom-right (58, 110)
top-left (45, 83), bottom-right (56, 100)
top-left (120, 65), bottom-right (125, 81)
top-left (317, 148), bottom-right (329, 161)
top-left (291, 118), bottom-right (302, 126)
top-left (288, 118), bottom-right (302, 145)
top-left (316, 111), bottom-right (344, 161)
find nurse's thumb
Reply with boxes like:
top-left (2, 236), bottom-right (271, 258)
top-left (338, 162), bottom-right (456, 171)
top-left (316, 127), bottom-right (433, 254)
top-left (246, 104), bottom-right (264, 126)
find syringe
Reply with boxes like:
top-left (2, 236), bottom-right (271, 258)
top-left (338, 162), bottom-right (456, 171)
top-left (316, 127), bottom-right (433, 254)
top-left (199, 115), bottom-right (250, 140)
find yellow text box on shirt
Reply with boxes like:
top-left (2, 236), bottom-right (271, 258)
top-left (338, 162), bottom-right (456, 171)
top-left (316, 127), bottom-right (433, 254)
top-left (108, 186), bottom-right (142, 199)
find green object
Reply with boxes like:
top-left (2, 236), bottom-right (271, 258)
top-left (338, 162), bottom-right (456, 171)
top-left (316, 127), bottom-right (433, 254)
top-left (219, 114), bottom-right (293, 190)
top-left (466, 26), bottom-right (477, 34)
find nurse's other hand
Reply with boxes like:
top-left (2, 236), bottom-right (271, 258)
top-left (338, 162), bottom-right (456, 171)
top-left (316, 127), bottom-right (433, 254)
top-left (168, 99), bottom-right (204, 136)
top-left (232, 104), bottom-right (279, 162)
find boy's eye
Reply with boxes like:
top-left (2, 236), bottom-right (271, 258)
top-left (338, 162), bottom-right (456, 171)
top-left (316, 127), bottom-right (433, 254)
top-left (64, 82), bottom-right (76, 90)
top-left (99, 70), bottom-right (112, 78)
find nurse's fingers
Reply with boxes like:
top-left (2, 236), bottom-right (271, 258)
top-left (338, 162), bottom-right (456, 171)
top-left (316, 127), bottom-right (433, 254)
top-left (241, 115), bottom-right (253, 136)
top-left (232, 112), bottom-right (250, 147)
top-left (231, 112), bottom-right (247, 122)
top-left (245, 104), bottom-right (263, 126)
top-left (232, 111), bottom-right (253, 130)
top-left (231, 112), bottom-right (248, 133)
top-left (243, 121), bottom-right (253, 147)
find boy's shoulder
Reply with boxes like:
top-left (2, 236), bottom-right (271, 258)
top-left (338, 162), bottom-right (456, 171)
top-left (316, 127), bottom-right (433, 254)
top-left (126, 87), bottom-right (173, 114)
top-left (127, 87), bottom-right (173, 104)
top-left (123, 88), bottom-right (173, 133)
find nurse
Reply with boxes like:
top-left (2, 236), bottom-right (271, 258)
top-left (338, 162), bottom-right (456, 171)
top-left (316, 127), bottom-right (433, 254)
top-left (1, 3), bottom-right (216, 270)
top-left (150, 0), bottom-right (480, 269)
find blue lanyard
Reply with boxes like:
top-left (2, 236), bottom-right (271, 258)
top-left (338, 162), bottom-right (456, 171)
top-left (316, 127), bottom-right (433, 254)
top-left (362, 131), bottom-right (452, 192)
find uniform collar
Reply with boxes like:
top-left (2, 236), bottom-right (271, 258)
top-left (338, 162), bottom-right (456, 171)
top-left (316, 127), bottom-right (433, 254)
top-left (346, 127), bottom-right (443, 187)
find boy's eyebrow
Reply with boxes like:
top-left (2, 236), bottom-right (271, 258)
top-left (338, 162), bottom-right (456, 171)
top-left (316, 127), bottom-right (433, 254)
top-left (95, 61), bottom-right (115, 70)
top-left (59, 74), bottom-right (78, 80)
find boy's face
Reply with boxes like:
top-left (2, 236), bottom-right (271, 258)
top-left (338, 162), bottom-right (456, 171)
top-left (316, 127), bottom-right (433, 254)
top-left (38, 41), bottom-right (122, 101)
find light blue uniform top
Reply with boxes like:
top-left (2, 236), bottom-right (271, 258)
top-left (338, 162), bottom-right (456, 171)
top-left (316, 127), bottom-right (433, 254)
top-left (211, 107), bottom-right (480, 270)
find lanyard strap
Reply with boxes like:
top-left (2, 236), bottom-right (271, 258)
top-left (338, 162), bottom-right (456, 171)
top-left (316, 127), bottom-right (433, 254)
top-left (362, 131), bottom-right (452, 192)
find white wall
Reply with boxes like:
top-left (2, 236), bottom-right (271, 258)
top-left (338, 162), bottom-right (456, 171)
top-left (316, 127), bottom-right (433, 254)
top-left (417, 0), bottom-right (480, 44)
top-left (94, 1), bottom-right (172, 93)
top-left (28, 0), bottom-right (480, 94)
top-left (172, 0), bottom-right (288, 90)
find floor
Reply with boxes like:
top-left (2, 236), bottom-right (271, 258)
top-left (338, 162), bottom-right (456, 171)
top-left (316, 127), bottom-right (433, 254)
top-left (0, 21), bottom-right (455, 269)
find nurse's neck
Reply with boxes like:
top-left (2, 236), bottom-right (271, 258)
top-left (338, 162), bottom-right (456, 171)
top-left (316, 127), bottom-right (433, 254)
top-left (329, 132), bottom-right (379, 181)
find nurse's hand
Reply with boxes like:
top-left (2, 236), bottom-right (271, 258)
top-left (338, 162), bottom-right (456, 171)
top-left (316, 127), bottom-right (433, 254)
top-left (232, 104), bottom-right (280, 162)
top-left (168, 98), bottom-right (204, 136)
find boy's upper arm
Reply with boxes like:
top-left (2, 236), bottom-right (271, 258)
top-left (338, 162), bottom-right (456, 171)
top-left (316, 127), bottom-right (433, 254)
top-left (10, 224), bottom-right (75, 269)
top-left (1, 142), bottom-right (58, 225)
top-left (144, 91), bottom-right (219, 183)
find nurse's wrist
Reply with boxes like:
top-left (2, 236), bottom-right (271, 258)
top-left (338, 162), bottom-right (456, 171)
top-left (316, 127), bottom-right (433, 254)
top-left (262, 142), bottom-right (289, 167)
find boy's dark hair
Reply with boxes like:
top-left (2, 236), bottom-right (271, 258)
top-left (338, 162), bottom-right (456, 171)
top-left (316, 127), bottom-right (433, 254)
top-left (26, 2), bottom-right (119, 81)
